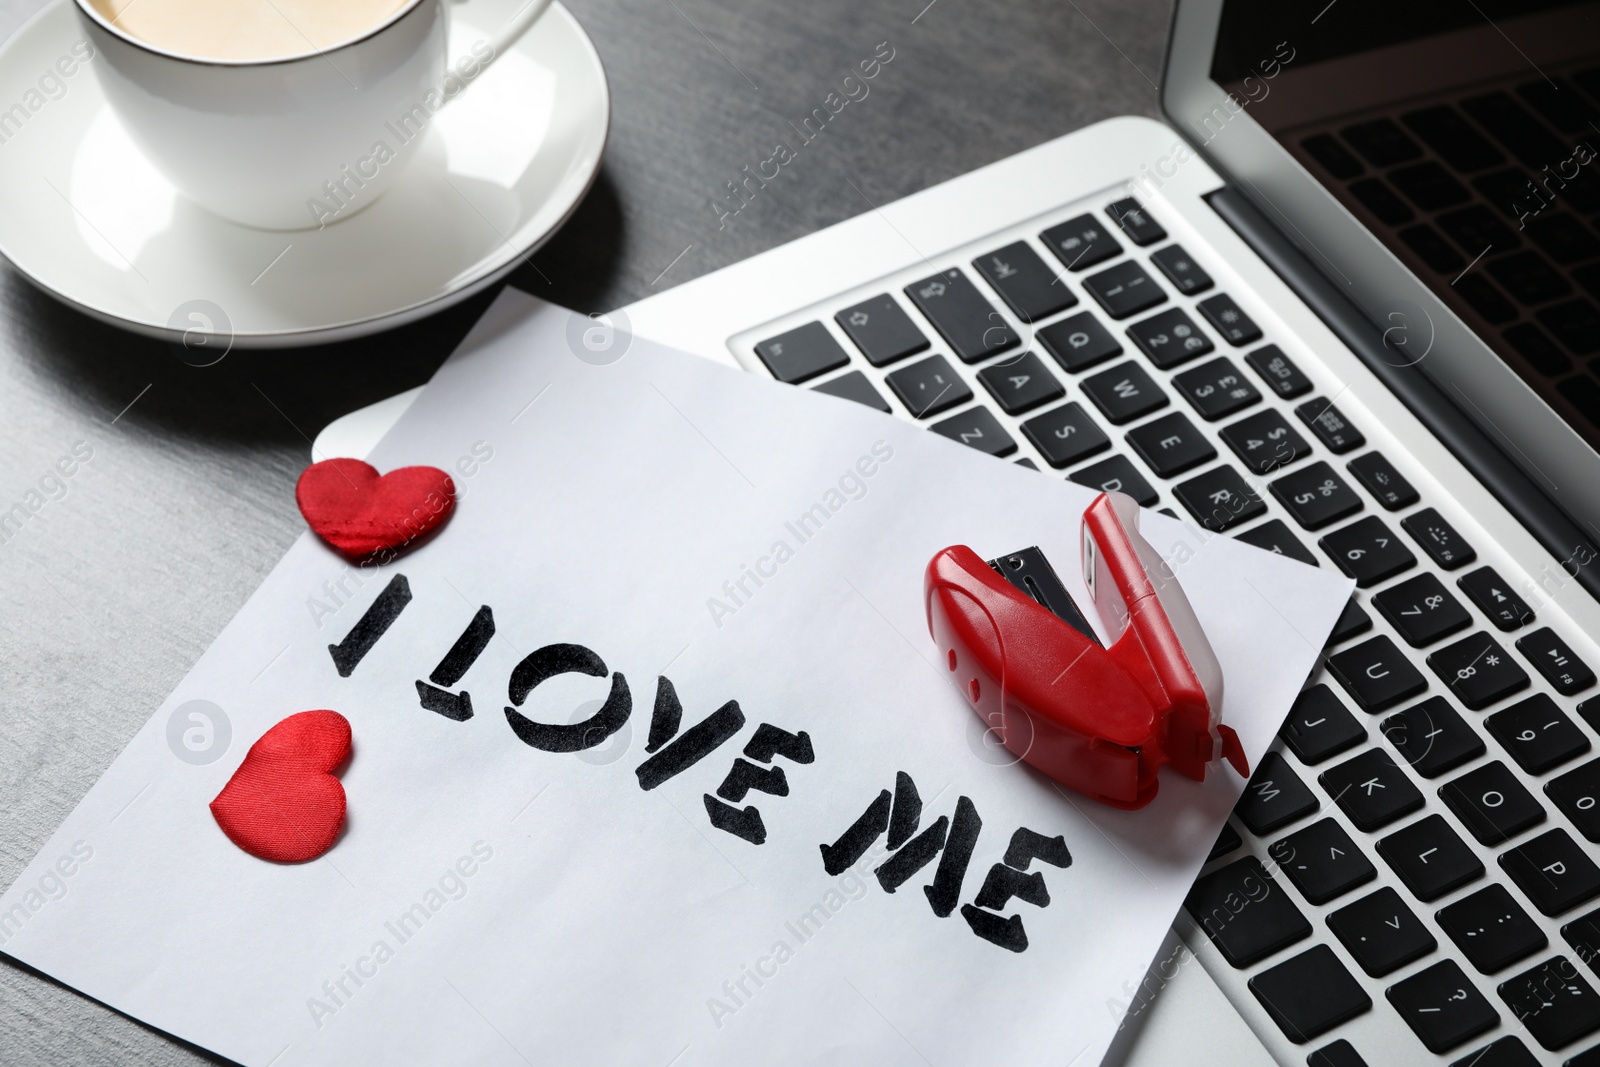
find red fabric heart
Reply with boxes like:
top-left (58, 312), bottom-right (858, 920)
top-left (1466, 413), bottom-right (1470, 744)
top-left (210, 710), bottom-right (352, 863)
top-left (295, 458), bottom-right (456, 560)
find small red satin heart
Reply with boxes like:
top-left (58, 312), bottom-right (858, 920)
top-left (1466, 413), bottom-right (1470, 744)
top-left (295, 458), bottom-right (456, 560)
top-left (210, 710), bottom-right (352, 863)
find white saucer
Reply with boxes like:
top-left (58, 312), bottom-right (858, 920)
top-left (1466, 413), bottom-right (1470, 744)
top-left (0, 0), bottom-right (608, 347)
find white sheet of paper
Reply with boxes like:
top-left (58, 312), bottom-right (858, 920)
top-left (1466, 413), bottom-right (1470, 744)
top-left (1, 292), bottom-right (1351, 1067)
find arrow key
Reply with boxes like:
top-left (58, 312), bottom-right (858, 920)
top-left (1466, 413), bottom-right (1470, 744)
top-left (1457, 566), bottom-right (1535, 632)
top-left (930, 405), bottom-right (1017, 458)
top-left (1270, 817), bottom-right (1376, 904)
top-left (1328, 886), bottom-right (1436, 977)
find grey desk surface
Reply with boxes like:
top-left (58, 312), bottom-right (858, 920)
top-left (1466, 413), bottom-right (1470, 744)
top-left (0, 0), bottom-right (1170, 1061)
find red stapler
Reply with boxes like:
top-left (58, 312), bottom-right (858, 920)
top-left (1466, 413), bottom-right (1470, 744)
top-left (924, 490), bottom-right (1249, 809)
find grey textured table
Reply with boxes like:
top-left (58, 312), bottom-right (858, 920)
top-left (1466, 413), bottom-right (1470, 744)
top-left (0, 0), bottom-right (1169, 1061)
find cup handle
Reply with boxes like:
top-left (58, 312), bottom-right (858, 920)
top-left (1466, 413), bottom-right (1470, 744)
top-left (446, 0), bottom-right (554, 96)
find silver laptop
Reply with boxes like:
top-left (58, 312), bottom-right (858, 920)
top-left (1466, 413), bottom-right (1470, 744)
top-left (320, 2), bottom-right (1600, 1063)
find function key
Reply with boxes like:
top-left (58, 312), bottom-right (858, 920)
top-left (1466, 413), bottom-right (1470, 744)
top-left (1235, 750), bottom-right (1320, 835)
top-left (1271, 461), bottom-right (1364, 530)
top-left (1498, 955), bottom-right (1600, 1050)
top-left (1402, 508), bottom-right (1477, 570)
top-left (884, 354), bottom-right (973, 418)
top-left (1346, 452), bottom-right (1419, 511)
top-left (834, 295), bottom-right (929, 367)
top-left (1246, 344), bottom-right (1313, 399)
top-left (1501, 829), bottom-right (1600, 916)
top-left (972, 242), bottom-right (1076, 323)
top-left (1280, 684), bottom-right (1365, 765)
top-left (976, 351), bottom-right (1063, 415)
top-left (1126, 307), bottom-right (1213, 369)
top-left (1236, 518), bottom-right (1318, 568)
top-left (1296, 399), bottom-right (1367, 454)
top-left (1080, 361), bottom-right (1168, 424)
top-left (1458, 566), bottom-right (1536, 631)
top-left (1247, 945), bottom-right (1372, 1044)
top-left (1069, 455), bottom-right (1158, 507)
top-left (1386, 959), bottom-right (1499, 1054)
top-left (1037, 311), bottom-right (1122, 373)
top-left (1319, 747), bottom-right (1424, 831)
top-left (1082, 260), bottom-right (1166, 319)
top-left (1183, 856), bottom-right (1310, 967)
top-left (1487, 693), bottom-right (1590, 775)
top-left (1428, 631), bottom-right (1530, 710)
top-left (1125, 412), bottom-right (1216, 478)
top-left (1149, 244), bottom-right (1214, 295)
top-left (812, 370), bottom-right (890, 413)
top-left (1327, 635), bottom-right (1428, 713)
top-left (905, 268), bottom-right (1019, 364)
top-left (1373, 572), bottom-right (1472, 647)
top-left (1269, 817), bottom-right (1375, 904)
top-left (1221, 409), bottom-right (1310, 474)
top-left (1105, 198), bottom-right (1166, 246)
top-left (1173, 465), bottom-right (1266, 532)
top-left (1327, 887), bottom-right (1435, 978)
top-left (1439, 761), bottom-right (1546, 846)
top-left (1173, 357), bottom-right (1261, 421)
top-left (1020, 402), bottom-right (1110, 468)
top-left (1319, 516), bottom-right (1418, 587)
top-left (1517, 627), bottom-right (1596, 696)
top-left (930, 405), bottom-right (1017, 458)
top-left (1196, 293), bottom-right (1263, 347)
top-left (1376, 814), bottom-right (1483, 902)
top-left (1436, 884), bottom-right (1547, 974)
top-left (1548, 759), bottom-right (1600, 843)
top-left (754, 321), bottom-right (850, 383)
top-left (1381, 695), bottom-right (1484, 778)
top-left (1040, 213), bottom-right (1122, 271)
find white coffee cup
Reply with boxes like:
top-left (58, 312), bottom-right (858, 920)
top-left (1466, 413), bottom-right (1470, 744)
top-left (73, 0), bottom-right (552, 230)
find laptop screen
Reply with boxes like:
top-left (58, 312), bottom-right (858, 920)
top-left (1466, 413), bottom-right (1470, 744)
top-left (1207, 0), bottom-right (1600, 450)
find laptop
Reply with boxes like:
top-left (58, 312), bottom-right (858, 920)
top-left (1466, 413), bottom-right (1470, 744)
top-left (318, 1), bottom-right (1600, 1062)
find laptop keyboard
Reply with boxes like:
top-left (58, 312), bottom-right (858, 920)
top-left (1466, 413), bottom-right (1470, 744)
top-left (731, 189), bottom-right (1600, 1064)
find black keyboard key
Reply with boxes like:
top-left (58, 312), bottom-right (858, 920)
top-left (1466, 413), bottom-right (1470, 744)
top-left (884, 354), bottom-right (973, 418)
top-left (1236, 751), bottom-right (1320, 835)
top-left (1528, 214), bottom-right (1600, 266)
top-left (1236, 519), bottom-right (1319, 568)
top-left (1125, 412), bottom-right (1215, 478)
top-left (1246, 344), bottom-right (1313, 399)
top-left (976, 351), bottom-right (1063, 415)
top-left (1502, 830), bottom-right (1600, 916)
top-left (1563, 1043), bottom-right (1600, 1066)
top-left (1438, 883), bottom-right (1548, 974)
top-left (1402, 105), bottom-right (1504, 172)
top-left (1209, 820), bottom-right (1242, 862)
top-left (1346, 452), bottom-right (1419, 511)
top-left (1487, 250), bottom-right (1571, 305)
top-left (1037, 311), bottom-right (1122, 373)
top-left (1303, 133), bottom-right (1365, 179)
top-left (1040, 213), bottom-right (1122, 271)
top-left (1463, 92), bottom-right (1566, 168)
top-left (1196, 293), bottom-right (1263, 347)
top-left (754, 321), bottom-right (850, 383)
top-left (906, 269), bottom-right (1019, 364)
top-left (1173, 465), bottom-right (1266, 532)
top-left (1519, 79), bottom-right (1600, 135)
top-left (834, 295), bottom-right (929, 367)
top-left (1504, 321), bottom-right (1572, 375)
top-left (1441, 761), bottom-right (1547, 846)
top-left (1350, 177), bottom-right (1415, 225)
top-left (973, 242), bottom-right (1076, 323)
top-left (1021, 402), bottom-right (1110, 468)
top-left (930, 405), bottom-right (1017, 457)
top-left (1518, 628), bottom-right (1596, 697)
top-left (1563, 907), bottom-right (1600, 974)
top-left (1329, 597), bottom-right (1374, 645)
top-left (1069, 455), bottom-right (1158, 507)
top-left (1450, 1036), bottom-right (1538, 1067)
top-left (1127, 307), bottom-right (1213, 369)
top-left (1296, 399), bottom-right (1366, 454)
top-left (1377, 814), bottom-right (1483, 902)
top-left (1320, 748), bottom-right (1424, 831)
top-left (1382, 695), bottom-right (1485, 779)
top-left (1343, 118), bottom-right (1421, 166)
top-left (812, 370), bottom-right (891, 412)
top-left (1080, 361), bottom-right (1168, 424)
top-left (1403, 508), bottom-right (1477, 570)
top-left (1329, 886), bottom-right (1437, 977)
top-left (1458, 567), bottom-right (1536, 632)
top-left (1400, 224), bottom-right (1466, 273)
top-left (1271, 817), bottom-right (1376, 904)
top-left (1321, 516), bottom-right (1418, 587)
top-left (1082, 260), bottom-right (1166, 319)
top-left (1183, 856), bottom-right (1311, 967)
top-left (1438, 204), bottom-right (1520, 257)
top-left (1015, 457), bottom-right (1038, 470)
top-left (1501, 956), bottom-right (1600, 1050)
top-left (1375, 573), bottom-right (1473, 648)
top-left (1173, 357), bottom-right (1261, 421)
top-left (1549, 761), bottom-right (1600, 843)
top-left (1475, 168), bottom-right (1541, 220)
top-left (1221, 409), bottom-right (1310, 474)
top-left (1308, 1040), bottom-right (1368, 1067)
top-left (1539, 299), bottom-right (1600, 356)
top-left (1430, 632), bottom-right (1530, 710)
top-left (1391, 161), bottom-right (1471, 211)
top-left (1489, 694), bottom-right (1591, 775)
top-left (1106, 198), bottom-right (1166, 246)
top-left (1328, 635), bottom-right (1429, 714)
top-left (1458, 274), bottom-right (1517, 325)
top-left (1388, 959), bottom-right (1499, 1053)
top-left (1149, 244), bottom-right (1213, 295)
top-left (1272, 462), bottom-right (1364, 531)
top-left (1249, 945), bottom-right (1371, 1043)
top-left (1280, 684), bottom-right (1366, 765)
